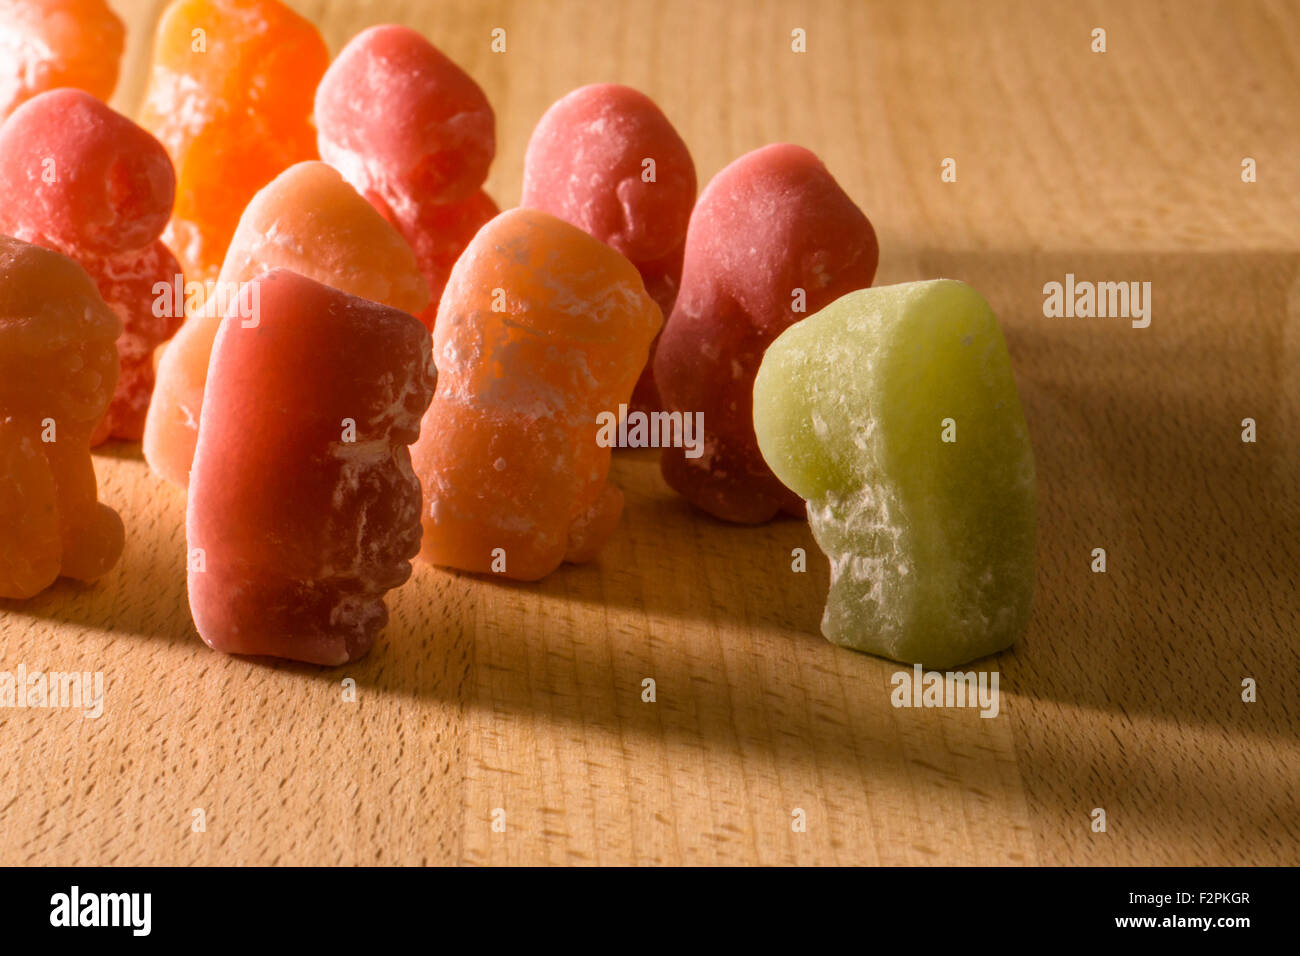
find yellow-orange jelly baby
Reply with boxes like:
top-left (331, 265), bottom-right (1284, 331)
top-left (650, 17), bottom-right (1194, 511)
top-left (413, 208), bottom-right (662, 581)
top-left (0, 236), bottom-right (123, 598)
top-left (138, 0), bottom-right (328, 282)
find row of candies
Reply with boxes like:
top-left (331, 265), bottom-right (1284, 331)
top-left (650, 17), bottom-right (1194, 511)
top-left (0, 0), bottom-right (1036, 670)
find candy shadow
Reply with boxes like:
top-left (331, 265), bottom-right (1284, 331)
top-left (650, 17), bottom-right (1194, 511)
top-left (905, 247), bottom-right (1300, 750)
top-left (342, 452), bottom-right (932, 790)
top-left (544, 449), bottom-right (828, 635)
top-left (90, 440), bottom-right (146, 463)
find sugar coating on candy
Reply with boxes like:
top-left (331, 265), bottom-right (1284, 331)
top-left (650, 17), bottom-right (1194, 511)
top-left (139, 0), bottom-right (328, 281)
top-left (315, 23), bottom-right (496, 324)
top-left (521, 83), bottom-right (696, 409)
top-left (654, 143), bottom-right (878, 523)
top-left (0, 235), bottom-right (123, 598)
top-left (0, 0), bottom-right (124, 121)
top-left (85, 241), bottom-right (184, 444)
top-left (0, 89), bottom-right (181, 444)
top-left (752, 280), bottom-right (1037, 669)
top-left (187, 269), bottom-right (435, 665)
top-left (412, 208), bottom-right (662, 581)
top-left (144, 160), bottom-right (430, 488)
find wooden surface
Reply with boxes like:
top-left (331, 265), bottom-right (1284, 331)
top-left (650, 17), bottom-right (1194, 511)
top-left (2, 0), bottom-right (1298, 866)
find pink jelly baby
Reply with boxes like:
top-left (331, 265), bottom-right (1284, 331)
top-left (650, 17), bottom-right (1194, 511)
top-left (521, 83), bottom-right (696, 411)
top-left (187, 269), bottom-right (436, 665)
top-left (654, 143), bottom-right (879, 524)
top-left (315, 23), bottom-right (497, 329)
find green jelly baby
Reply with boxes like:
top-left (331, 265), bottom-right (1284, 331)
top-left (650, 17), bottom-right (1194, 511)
top-left (753, 280), bottom-right (1037, 669)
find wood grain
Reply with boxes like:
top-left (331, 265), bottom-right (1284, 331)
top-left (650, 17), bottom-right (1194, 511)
top-left (1, 0), bottom-right (1297, 865)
